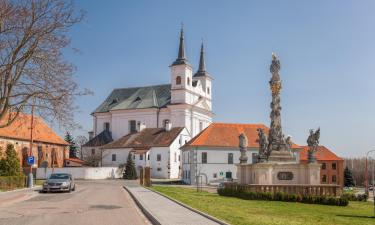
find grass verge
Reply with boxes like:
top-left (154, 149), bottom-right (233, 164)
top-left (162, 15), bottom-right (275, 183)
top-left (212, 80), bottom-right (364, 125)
top-left (150, 186), bottom-right (374, 225)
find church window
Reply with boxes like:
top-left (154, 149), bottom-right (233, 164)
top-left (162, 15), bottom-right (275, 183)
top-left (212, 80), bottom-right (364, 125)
top-left (112, 154), bottom-right (116, 161)
top-left (139, 154), bottom-right (143, 160)
top-left (213, 173), bottom-right (217, 178)
top-left (176, 76), bottom-right (182, 85)
top-left (157, 154), bottom-right (161, 161)
top-left (187, 77), bottom-right (190, 85)
top-left (199, 121), bottom-right (203, 131)
top-left (207, 87), bottom-right (210, 94)
top-left (202, 152), bottom-right (207, 164)
top-left (129, 120), bottom-right (137, 133)
top-left (104, 122), bottom-right (110, 131)
top-left (228, 153), bottom-right (233, 164)
top-left (174, 152), bottom-right (177, 162)
top-left (148, 154), bottom-right (150, 160)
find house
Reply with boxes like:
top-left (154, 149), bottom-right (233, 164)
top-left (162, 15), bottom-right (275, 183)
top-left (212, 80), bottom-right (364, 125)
top-left (82, 27), bottom-right (214, 170)
top-left (300, 146), bottom-right (344, 186)
top-left (81, 129), bottom-right (113, 166)
top-left (100, 125), bottom-right (190, 179)
top-left (0, 113), bottom-right (69, 168)
top-left (181, 123), bottom-right (302, 185)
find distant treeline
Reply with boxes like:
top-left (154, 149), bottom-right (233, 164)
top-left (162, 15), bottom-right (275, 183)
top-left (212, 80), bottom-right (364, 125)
top-left (344, 157), bottom-right (375, 187)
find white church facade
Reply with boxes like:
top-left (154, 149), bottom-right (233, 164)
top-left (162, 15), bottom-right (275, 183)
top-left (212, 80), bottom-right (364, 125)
top-left (82, 27), bottom-right (214, 179)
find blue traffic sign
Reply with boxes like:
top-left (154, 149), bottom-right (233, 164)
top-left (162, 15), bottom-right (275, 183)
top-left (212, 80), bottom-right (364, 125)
top-left (27, 156), bottom-right (35, 165)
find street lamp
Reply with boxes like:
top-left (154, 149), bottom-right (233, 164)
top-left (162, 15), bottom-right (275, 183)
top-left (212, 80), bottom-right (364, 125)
top-left (365, 150), bottom-right (375, 196)
top-left (365, 150), bottom-right (375, 216)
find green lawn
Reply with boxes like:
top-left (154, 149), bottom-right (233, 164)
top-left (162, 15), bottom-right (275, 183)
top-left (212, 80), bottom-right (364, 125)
top-left (150, 186), bottom-right (374, 225)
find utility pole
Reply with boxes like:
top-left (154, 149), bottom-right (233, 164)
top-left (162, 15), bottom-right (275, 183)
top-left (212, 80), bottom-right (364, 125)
top-left (27, 103), bottom-right (35, 188)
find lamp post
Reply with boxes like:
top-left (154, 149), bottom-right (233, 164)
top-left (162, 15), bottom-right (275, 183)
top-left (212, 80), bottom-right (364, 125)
top-left (365, 150), bottom-right (375, 196)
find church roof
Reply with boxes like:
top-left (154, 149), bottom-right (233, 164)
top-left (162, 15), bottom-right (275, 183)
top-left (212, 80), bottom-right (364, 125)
top-left (82, 130), bottom-right (113, 147)
top-left (93, 84), bottom-right (171, 113)
top-left (101, 127), bottom-right (184, 149)
top-left (300, 146), bottom-right (343, 161)
top-left (182, 123), bottom-right (300, 149)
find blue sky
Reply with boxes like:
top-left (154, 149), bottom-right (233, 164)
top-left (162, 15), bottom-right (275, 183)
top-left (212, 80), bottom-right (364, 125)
top-left (66, 0), bottom-right (375, 157)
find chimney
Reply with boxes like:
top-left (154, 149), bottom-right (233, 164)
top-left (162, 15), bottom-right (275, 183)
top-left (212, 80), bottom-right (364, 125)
top-left (88, 131), bottom-right (94, 140)
top-left (165, 121), bottom-right (172, 131)
top-left (137, 122), bottom-right (146, 132)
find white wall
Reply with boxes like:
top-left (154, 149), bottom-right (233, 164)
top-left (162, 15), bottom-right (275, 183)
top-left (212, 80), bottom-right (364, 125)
top-left (182, 148), bottom-right (258, 185)
top-left (36, 167), bottom-right (122, 179)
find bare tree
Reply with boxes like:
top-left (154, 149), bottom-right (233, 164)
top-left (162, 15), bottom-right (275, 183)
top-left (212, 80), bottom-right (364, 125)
top-left (0, 0), bottom-right (88, 129)
top-left (75, 135), bottom-right (87, 159)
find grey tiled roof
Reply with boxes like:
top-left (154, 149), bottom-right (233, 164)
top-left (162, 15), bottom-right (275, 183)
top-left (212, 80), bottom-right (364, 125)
top-left (82, 130), bottom-right (113, 147)
top-left (93, 84), bottom-right (171, 113)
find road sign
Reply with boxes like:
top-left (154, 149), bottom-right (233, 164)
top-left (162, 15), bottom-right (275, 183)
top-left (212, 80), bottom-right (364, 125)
top-left (27, 156), bottom-right (35, 165)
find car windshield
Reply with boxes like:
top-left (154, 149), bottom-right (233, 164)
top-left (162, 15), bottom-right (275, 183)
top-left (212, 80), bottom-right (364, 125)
top-left (49, 174), bottom-right (70, 179)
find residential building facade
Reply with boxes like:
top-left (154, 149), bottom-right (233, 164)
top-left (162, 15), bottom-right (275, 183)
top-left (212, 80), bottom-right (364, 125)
top-left (300, 146), bottom-right (344, 187)
top-left (101, 126), bottom-right (190, 179)
top-left (181, 123), bottom-right (303, 185)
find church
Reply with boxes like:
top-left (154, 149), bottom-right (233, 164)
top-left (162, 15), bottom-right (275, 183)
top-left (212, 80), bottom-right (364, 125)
top-left (82, 27), bottom-right (214, 178)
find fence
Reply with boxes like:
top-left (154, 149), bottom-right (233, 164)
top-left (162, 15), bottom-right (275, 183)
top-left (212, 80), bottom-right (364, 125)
top-left (224, 183), bottom-right (342, 196)
top-left (36, 167), bottom-right (123, 180)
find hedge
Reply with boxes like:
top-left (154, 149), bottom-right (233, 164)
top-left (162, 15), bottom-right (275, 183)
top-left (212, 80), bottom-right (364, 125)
top-left (217, 187), bottom-right (349, 206)
top-left (0, 176), bottom-right (27, 191)
top-left (341, 193), bottom-right (368, 202)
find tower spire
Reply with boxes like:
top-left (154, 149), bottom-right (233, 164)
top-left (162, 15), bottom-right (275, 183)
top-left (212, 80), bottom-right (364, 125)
top-left (172, 24), bottom-right (188, 66)
top-left (194, 40), bottom-right (208, 77)
top-left (198, 42), bottom-right (206, 72)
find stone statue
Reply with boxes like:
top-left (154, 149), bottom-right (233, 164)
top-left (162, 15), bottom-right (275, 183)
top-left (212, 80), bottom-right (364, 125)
top-left (256, 128), bottom-right (268, 162)
top-left (239, 133), bottom-right (248, 164)
top-left (307, 128), bottom-right (320, 163)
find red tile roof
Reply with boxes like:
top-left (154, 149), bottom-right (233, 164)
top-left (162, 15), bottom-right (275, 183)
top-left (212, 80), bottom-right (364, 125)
top-left (300, 146), bottom-right (343, 161)
top-left (102, 127), bottom-right (185, 149)
top-left (65, 158), bottom-right (85, 163)
top-left (183, 123), bottom-right (300, 149)
top-left (0, 113), bottom-right (68, 146)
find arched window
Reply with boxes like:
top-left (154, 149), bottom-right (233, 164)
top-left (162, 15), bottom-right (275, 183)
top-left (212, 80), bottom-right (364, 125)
top-left (187, 77), bottom-right (190, 85)
top-left (207, 87), bottom-right (210, 94)
top-left (176, 76), bottom-right (181, 85)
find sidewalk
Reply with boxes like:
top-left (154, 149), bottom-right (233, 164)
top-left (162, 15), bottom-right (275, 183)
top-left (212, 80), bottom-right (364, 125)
top-left (0, 186), bottom-right (40, 207)
top-left (123, 181), bottom-right (221, 225)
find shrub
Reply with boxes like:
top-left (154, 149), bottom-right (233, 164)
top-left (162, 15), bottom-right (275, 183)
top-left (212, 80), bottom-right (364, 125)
top-left (0, 144), bottom-right (21, 176)
top-left (341, 193), bottom-right (368, 202)
top-left (0, 176), bottom-right (26, 191)
top-left (218, 187), bottom-right (349, 206)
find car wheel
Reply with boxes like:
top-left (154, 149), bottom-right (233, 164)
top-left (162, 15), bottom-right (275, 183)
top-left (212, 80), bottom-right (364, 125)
top-left (68, 185), bottom-right (71, 193)
top-left (72, 185), bottom-right (76, 191)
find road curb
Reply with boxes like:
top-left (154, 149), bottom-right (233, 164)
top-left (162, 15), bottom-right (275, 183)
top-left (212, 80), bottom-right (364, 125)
top-left (122, 186), bottom-right (161, 225)
top-left (0, 185), bottom-right (41, 195)
top-left (147, 187), bottom-right (230, 225)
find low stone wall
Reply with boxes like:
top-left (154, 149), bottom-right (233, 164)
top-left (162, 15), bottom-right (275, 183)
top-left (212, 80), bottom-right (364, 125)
top-left (224, 183), bottom-right (341, 196)
top-left (36, 167), bottom-right (123, 180)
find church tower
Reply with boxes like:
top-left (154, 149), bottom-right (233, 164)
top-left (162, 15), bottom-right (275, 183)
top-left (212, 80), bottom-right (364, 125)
top-left (169, 27), bottom-right (213, 137)
top-left (193, 42), bottom-right (212, 111)
top-left (170, 26), bottom-right (194, 104)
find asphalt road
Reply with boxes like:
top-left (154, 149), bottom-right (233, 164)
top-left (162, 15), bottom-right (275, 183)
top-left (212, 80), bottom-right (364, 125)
top-left (0, 180), bottom-right (150, 225)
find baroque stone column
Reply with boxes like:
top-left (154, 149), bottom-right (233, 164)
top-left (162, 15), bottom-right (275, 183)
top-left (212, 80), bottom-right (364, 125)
top-left (267, 53), bottom-right (295, 162)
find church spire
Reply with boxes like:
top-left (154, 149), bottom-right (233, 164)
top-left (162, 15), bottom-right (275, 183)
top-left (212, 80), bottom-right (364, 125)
top-left (194, 41), bottom-right (208, 77)
top-left (172, 24), bottom-right (188, 66)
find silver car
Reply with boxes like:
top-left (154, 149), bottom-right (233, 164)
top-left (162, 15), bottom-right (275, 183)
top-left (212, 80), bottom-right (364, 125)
top-left (42, 173), bottom-right (76, 193)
